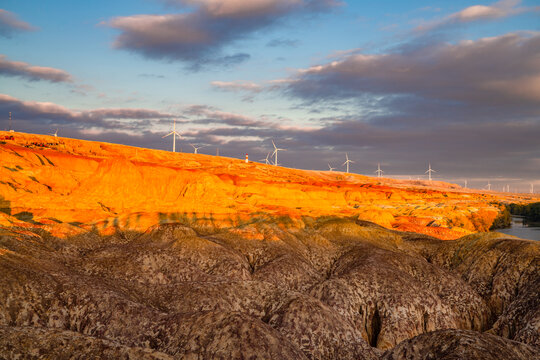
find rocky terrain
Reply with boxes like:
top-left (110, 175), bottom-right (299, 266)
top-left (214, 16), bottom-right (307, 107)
top-left (1, 132), bottom-right (539, 359)
top-left (1, 218), bottom-right (538, 359)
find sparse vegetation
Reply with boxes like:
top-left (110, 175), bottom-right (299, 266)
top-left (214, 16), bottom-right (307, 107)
top-left (490, 207), bottom-right (512, 230)
top-left (42, 155), bottom-right (55, 166)
top-left (0, 195), bottom-right (11, 215)
top-left (35, 154), bottom-right (45, 165)
top-left (13, 211), bottom-right (43, 224)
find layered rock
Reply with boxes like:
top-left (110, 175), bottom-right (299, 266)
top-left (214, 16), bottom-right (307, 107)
top-left (0, 218), bottom-right (537, 359)
top-left (2, 131), bottom-right (537, 240)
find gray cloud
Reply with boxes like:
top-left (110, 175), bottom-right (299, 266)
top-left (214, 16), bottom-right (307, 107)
top-left (0, 9), bottom-right (37, 38)
top-left (414, 0), bottom-right (539, 33)
top-left (107, 0), bottom-right (340, 69)
top-left (0, 55), bottom-right (73, 83)
top-left (266, 38), bottom-right (300, 47)
top-left (0, 94), bottom-right (174, 132)
top-left (286, 32), bottom-right (540, 112)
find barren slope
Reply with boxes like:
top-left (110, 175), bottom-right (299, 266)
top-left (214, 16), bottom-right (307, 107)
top-left (1, 131), bottom-right (537, 239)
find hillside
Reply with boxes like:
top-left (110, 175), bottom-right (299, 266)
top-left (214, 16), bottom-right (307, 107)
top-left (1, 131), bottom-right (536, 239)
top-left (1, 131), bottom-right (539, 359)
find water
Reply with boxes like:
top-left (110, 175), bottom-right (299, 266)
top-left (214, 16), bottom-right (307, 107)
top-left (497, 216), bottom-right (540, 241)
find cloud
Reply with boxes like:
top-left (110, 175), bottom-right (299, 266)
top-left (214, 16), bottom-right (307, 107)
top-left (286, 32), bottom-right (540, 110)
top-left (0, 94), bottom-right (175, 132)
top-left (107, 0), bottom-right (340, 69)
top-left (266, 38), bottom-right (300, 47)
top-left (414, 0), bottom-right (539, 32)
top-left (211, 80), bottom-right (263, 93)
top-left (138, 73), bottom-right (165, 79)
top-left (0, 9), bottom-right (37, 38)
top-left (0, 55), bottom-right (74, 83)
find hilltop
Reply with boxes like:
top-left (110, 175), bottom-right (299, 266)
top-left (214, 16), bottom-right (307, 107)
top-left (1, 131), bottom-right (537, 239)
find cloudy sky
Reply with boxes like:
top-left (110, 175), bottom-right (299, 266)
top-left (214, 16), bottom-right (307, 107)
top-left (1, 0), bottom-right (539, 191)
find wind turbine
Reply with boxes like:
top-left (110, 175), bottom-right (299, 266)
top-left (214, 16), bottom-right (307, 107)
top-left (343, 153), bottom-right (354, 173)
top-left (425, 163), bottom-right (436, 181)
top-left (531, 183), bottom-right (535, 194)
top-left (464, 179), bottom-right (467, 189)
top-left (162, 119), bottom-right (181, 152)
top-left (259, 152), bottom-right (272, 165)
top-left (486, 181), bottom-right (491, 191)
top-left (271, 140), bottom-right (285, 166)
top-left (190, 144), bottom-right (205, 154)
top-left (50, 129), bottom-right (58, 137)
top-left (328, 163), bottom-right (336, 171)
top-left (375, 163), bottom-right (384, 178)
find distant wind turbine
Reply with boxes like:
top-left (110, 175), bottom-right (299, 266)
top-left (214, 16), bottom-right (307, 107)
top-left (486, 181), bottom-right (491, 191)
top-left (343, 153), bottom-right (354, 173)
top-left (259, 152), bottom-right (272, 165)
top-left (375, 163), bottom-right (384, 178)
top-left (425, 163), bottom-right (436, 181)
top-left (328, 163), bottom-right (336, 171)
top-left (464, 179), bottom-right (467, 189)
top-left (162, 119), bottom-right (181, 152)
top-left (50, 129), bottom-right (58, 137)
top-left (271, 140), bottom-right (285, 166)
top-left (190, 144), bottom-right (205, 154)
top-left (531, 183), bottom-right (535, 194)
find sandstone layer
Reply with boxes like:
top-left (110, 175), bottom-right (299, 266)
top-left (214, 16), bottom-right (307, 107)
top-left (1, 131), bottom-right (537, 240)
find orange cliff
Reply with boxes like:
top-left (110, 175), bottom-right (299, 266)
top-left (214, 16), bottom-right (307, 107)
top-left (0, 131), bottom-right (538, 239)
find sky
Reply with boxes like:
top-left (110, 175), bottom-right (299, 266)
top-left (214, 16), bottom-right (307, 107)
top-left (0, 0), bottom-right (539, 192)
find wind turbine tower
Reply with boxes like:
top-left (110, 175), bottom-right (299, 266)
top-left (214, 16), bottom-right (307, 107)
top-left (531, 183), bottom-right (534, 194)
top-left (8, 112), bottom-right (12, 131)
top-left (343, 153), bottom-right (354, 173)
top-left (487, 181), bottom-right (491, 191)
top-left (375, 163), bottom-right (384, 178)
top-left (464, 179), bottom-right (467, 189)
top-left (259, 152), bottom-right (271, 165)
top-left (271, 140), bottom-right (285, 166)
top-left (162, 119), bottom-right (181, 152)
top-left (425, 163), bottom-right (436, 181)
top-left (190, 144), bottom-right (205, 154)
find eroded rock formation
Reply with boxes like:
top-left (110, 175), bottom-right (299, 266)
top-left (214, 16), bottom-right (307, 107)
top-left (0, 218), bottom-right (538, 359)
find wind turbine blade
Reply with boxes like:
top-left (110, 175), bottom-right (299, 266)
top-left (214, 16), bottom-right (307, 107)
top-left (162, 132), bottom-right (173, 138)
top-left (272, 140), bottom-right (276, 149)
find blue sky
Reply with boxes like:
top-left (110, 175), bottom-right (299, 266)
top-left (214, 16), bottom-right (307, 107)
top-left (1, 0), bottom-right (539, 191)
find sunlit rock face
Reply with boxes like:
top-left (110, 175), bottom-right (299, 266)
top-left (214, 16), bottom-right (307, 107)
top-left (1, 131), bottom-right (536, 240)
top-left (0, 218), bottom-right (538, 359)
